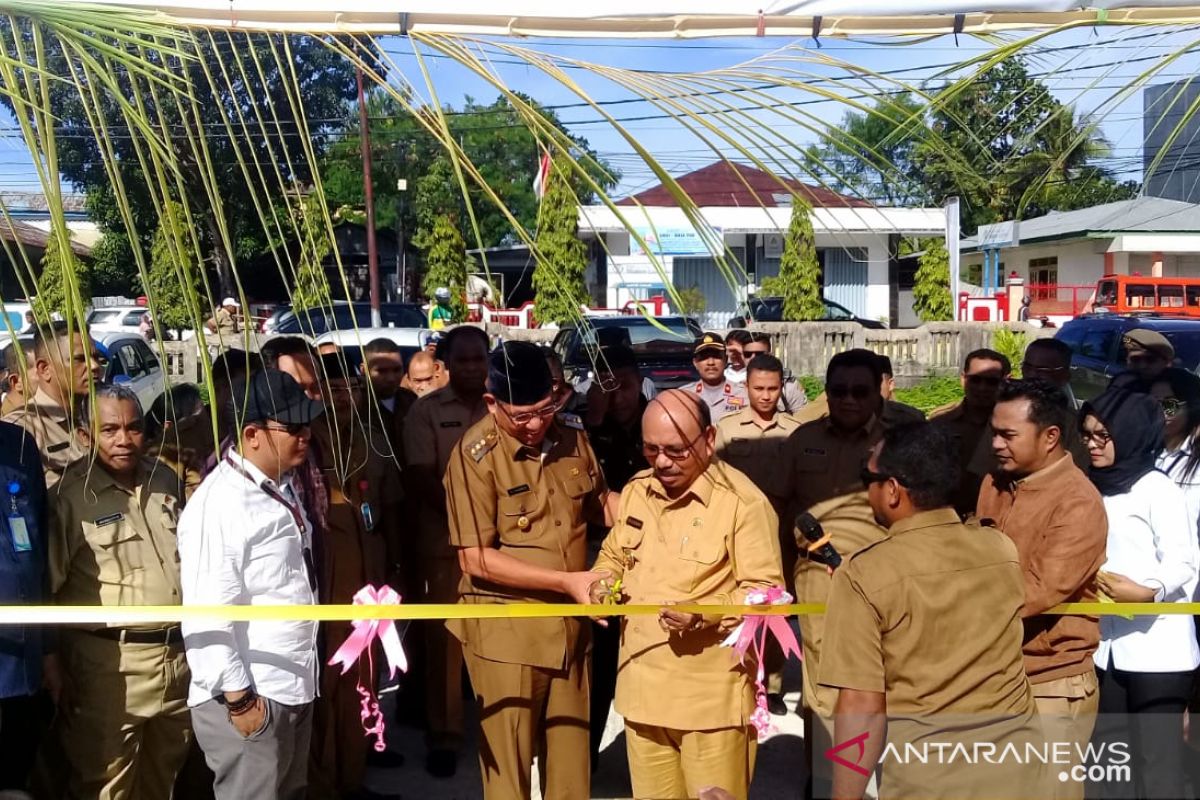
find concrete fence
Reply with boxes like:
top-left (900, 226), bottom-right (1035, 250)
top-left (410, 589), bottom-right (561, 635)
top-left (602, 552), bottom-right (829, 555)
top-left (158, 322), bottom-right (1054, 388)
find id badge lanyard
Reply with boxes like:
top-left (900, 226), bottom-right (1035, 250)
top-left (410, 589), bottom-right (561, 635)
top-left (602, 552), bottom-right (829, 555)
top-left (226, 456), bottom-right (318, 596)
top-left (6, 481), bottom-right (31, 554)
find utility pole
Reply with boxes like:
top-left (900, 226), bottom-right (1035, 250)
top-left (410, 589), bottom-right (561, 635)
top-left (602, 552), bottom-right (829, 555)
top-left (357, 66), bottom-right (382, 327)
top-left (396, 177), bottom-right (408, 302)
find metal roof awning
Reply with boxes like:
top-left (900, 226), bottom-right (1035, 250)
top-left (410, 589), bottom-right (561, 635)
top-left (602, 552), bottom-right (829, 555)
top-left (579, 205), bottom-right (946, 237)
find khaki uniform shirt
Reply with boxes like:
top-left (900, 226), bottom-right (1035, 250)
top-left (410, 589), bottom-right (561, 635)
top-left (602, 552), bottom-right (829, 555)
top-left (592, 462), bottom-right (783, 730)
top-left (404, 385), bottom-right (488, 560)
top-left (50, 458), bottom-right (183, 618)
top-left (444, 414), bottom-right (608, 670)
top-left (786, 416), bottom-right (887, 717)
top-left (976, 454), bottom-right (1108, 683)
top-left (686, 379), bottom-right (748, 424)
top-left (213, 308), bottom-right (238, 337)
top-left (820, 508), bottom-right (1041, 799)
top-left (793, 394), bottom-right (924, 430)
top-left (714, 407), bottom-right (801, 506)
top-left (0, 391), bottom-right (22, 417)
top-left (2, 388), bottom-right (87, 489)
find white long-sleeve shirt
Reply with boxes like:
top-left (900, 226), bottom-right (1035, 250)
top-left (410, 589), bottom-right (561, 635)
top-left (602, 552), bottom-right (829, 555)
top-left (179, 455), bottom-right (319, 707)
top-left (1093, 469), bottom-right (1200, 673)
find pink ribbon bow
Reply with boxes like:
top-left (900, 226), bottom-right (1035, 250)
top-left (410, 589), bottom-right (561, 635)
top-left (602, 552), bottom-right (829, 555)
top-left (721, 586), bottom-right (802, 741)
top-left (328, 585), bottom-right (408, 751)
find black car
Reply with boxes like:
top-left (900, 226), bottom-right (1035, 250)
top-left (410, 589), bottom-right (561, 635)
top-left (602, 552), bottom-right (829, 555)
top-left (729, 296), bottom-right (886, 329)
top-left (1056, 314), bottom-right (1200, 402)
top-left (266, 303), bottom-right (426, 336)
top-left (551, 315), bottom-right (703, 389)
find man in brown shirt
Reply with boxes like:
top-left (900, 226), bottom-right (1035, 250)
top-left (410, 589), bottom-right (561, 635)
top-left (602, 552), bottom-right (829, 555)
top-left (929, 348), bottom-right (1011, 516)
top-left (977, 378), bottom-right (1107, 799)
top-left (784, 348), bottom-right (889, 797)
top-left (822, 422), bottom-right (1042, 800)
top-left (402, 325), bottom-right (490, 777)
top-left (593, 389), bottom-right (783, 800)
top-left (443, 341), bottom-right (614, 800)
top-left (2, 321), bottom-right (101, 488)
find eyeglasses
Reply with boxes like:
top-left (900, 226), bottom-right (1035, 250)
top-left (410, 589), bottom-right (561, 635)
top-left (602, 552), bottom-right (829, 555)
top-left (1080, 429), bottom-right (1112, 447)
top-left (1021, 362), bottom-right (1067, 376)
top-left (1161, 398), bottom-right (1187, 419)
top-left (828, 384), bottom-right (872, 400)
top-left (498, 402), bottom-right (558, 426)
top-left (965, 374), bottom-right (1003, 387)
top-left (860, 467), bottom-right (894, 488)
top-left (643, 430), bottom-right (705, 462)
top-left (258, 421), bottom-right (309, 436)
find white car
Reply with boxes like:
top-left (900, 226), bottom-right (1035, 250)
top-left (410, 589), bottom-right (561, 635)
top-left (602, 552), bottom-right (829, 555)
top-left (95, 332), bottom-right (167, 411)
top-left (88, 305), bottom-right (149, 336)
top-left (312, 327), bottom-right (434, 351)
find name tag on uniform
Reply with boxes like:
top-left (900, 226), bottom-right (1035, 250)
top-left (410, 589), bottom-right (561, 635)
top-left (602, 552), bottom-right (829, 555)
top-left (804, 448), bottom-right (827, 456)
top-left (8, 516), bottom-right (30, 553)
top-left (94, 513), bottom-right (124, 527)
top-left (626, 516), bottom-right (644, 530)
top-left (439, 421), bottom-right (462, 428)
top-left (507, 484), bottom-right (531, 496)
top-left (46, 442), bottom-right (69, 453)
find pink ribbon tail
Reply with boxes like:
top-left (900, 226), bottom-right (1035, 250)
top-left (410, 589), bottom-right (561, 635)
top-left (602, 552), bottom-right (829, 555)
top-left (720, 586), bottom-right (801, 742)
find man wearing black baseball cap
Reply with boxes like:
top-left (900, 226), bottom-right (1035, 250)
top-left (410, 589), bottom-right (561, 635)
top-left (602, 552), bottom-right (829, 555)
top-left (444, 340), bottom-right (616, 799)
top-left (178, 369), bottom-right (325, 800)
top-left (686, 332), bottom-right (749, 423)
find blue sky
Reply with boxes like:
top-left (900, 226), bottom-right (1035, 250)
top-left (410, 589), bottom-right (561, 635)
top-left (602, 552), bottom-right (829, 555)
top-left (2, 24), bottom-right (1198, 202)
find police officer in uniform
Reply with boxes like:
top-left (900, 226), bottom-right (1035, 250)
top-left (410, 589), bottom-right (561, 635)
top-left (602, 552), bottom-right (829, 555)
top-left (403, 325), bottom-right (491, 778)
top-left (821, 423), bottom-right (1044, 800)
top-left (687, 333), bottom-right (748, 424)
top-left (50, 384), bottom-right (191, 799)
top-left (784, 348), bottom-right (890, 799)
top-left (443, 341), bottom-right (615, 800)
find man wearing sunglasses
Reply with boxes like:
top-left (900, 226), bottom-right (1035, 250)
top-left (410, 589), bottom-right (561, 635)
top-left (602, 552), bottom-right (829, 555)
top-left (929, 348), bottom-right (1011, 516)
top-left (821, 423), bottom-right (1042, 800)
top-left (785, 348), bottom-right (891, 800)
top-left (443, 341), bottom-right (615, 800)
top-left (179, 369), bottom-right (324, 800)
top-left (591, 388), bottom-right (782, 800)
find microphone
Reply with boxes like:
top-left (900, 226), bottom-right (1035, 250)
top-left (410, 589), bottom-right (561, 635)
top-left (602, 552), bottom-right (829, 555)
top-left (796, 511), bottom-right (842, 569)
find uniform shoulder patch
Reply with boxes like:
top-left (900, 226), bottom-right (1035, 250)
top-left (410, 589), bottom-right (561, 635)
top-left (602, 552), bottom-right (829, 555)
top-left (467, 430), bottom-right (499, 462)
top-left (557, 412), bottom-right (584, 431)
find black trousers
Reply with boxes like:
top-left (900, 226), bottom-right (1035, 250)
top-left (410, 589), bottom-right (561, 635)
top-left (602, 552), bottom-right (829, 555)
top-left (0, 692), bottom-right (48, 791)
top-left (588, 618), bottom-right (620, 768)
top-left (1093, 665), bottom-right (1194, 800)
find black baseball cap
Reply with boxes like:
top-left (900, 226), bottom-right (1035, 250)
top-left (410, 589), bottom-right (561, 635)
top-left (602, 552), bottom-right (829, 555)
top-left (693, 332), bottom-right (726, 357)
top-left (233, 369), bottom-right (324, 427)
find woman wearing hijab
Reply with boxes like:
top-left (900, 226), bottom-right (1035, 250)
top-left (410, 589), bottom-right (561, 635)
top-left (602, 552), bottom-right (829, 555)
top-left (1081, 388), bottom-right (1199, 800)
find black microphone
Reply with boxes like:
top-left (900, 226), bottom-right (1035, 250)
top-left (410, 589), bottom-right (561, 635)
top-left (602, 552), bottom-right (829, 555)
top-left (796, 511), bottom-right (842, 569)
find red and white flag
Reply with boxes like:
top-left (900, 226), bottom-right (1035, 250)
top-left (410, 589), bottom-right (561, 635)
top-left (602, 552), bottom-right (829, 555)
top-left (532, 151), bottom-right (552, 200)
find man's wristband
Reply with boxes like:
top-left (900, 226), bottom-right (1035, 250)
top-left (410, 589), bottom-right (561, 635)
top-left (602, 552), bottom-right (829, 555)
top-left (219, 689), bottom-right (257, 715)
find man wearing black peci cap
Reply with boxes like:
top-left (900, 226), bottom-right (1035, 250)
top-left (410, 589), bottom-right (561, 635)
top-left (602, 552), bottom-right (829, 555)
top-left (179, 369), bottom-right (325, 800)
top-left (444, 341), bottom-right (617, 800)
top-left (686, 332), bottom-right (749, 424)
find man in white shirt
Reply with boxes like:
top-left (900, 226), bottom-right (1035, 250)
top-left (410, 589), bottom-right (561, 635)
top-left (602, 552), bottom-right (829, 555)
top-left (179, 369), bottom-right (324, 800)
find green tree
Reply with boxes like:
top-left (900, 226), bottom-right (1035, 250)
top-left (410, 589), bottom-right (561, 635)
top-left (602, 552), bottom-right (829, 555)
top-left (761, 198), bottom-right (823, 321)
top-left (911, 237), bottom-right (952, 322)
top-left (532, 157), bottom-right (589, 325)
top-left (32, 232), bottom-right (89, 323)
top-left (290, 197), bottom-right (333, 312)
top-left (89, 232), bottom-right (138, 297)
top-left (414, 159), bottom-right (471, 319)
top-left (911, 58), bottom-right (1137, 233)
top-left (673, 285), bottom-right (707, 316)
top-left (0, 27), bottom-right (363, 295)
top-left (145, 201), bottom-right (201, 332)
top-left (810, 92), bottom-right (927, 205)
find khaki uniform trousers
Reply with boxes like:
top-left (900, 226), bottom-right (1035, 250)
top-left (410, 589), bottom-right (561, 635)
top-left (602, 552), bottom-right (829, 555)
top-left (59, 631), bottom-right (192, 800)
top-left (463, 647), bottom-right (590, 800)
top-left (1033, 671), bottom-right (1100, 800)
top-left (625, 722), bottom-right (757, 800)
top-left (421, 555), bottom-right (465, 751)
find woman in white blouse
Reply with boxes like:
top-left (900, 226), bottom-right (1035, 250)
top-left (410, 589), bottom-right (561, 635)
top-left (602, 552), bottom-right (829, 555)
top-left (1081, 387), bottom-right (1199, 800)
top-left (1148, 368), bottom-right (1200, 533)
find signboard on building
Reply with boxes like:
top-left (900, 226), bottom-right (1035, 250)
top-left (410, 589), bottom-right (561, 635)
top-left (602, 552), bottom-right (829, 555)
top-left (629, 225), bottom-right (722, 256)
top-left (976, 220), bottom-right (1020, 249)
top-left (763, 233), bottom-right (784, 259)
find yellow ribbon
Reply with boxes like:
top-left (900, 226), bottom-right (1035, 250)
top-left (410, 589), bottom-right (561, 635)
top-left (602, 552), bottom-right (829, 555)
top-left (0, 601), bottom-right (1195, 625)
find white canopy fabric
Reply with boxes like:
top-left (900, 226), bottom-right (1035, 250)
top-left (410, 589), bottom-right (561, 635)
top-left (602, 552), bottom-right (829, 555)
top-left (53, 0), bottom-right (1200, 37)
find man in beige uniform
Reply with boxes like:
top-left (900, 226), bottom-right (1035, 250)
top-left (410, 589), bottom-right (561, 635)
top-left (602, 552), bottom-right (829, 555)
top-left (715, 353), bottom-right (799, 714)
top-left (443, 341), bottom-right (613, 800)
top-left (784, 348), bottom-right (889, 797)
top-left (821, 422), bottom-right (1044, 800)
top-left (205, 297), bottom-right (240, 343)
top-left (3, 321), bottom-right (101, 487)
top-left (686, 333), bottom-right (748, 423)
top-left (403, 325), bottom-right (490, 778)
top-left (593, 390), bottom-right (783, 800)
top-left (50, 384), bottom-right (191, 799)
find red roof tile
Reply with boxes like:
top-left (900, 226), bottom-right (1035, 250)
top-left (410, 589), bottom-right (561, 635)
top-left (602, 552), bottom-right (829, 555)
top-left (616, 161), bottom-right (872, 209)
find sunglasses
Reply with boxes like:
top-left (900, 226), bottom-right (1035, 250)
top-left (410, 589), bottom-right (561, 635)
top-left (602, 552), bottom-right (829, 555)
top-left (965, 374), bottom-right (1003, 387)
top-left (1161, 398), bottom-right (1187, 419)
top-left (860, 467), bottom-right (893, 488)
top-left (828, 384), bottom-right (872, 400)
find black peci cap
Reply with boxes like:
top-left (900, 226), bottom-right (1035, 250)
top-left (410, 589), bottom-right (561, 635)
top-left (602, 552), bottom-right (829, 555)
top-left (488, 341), bottom-right (553, 406)
top-left (233, 369), bottom-right (324, 427)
